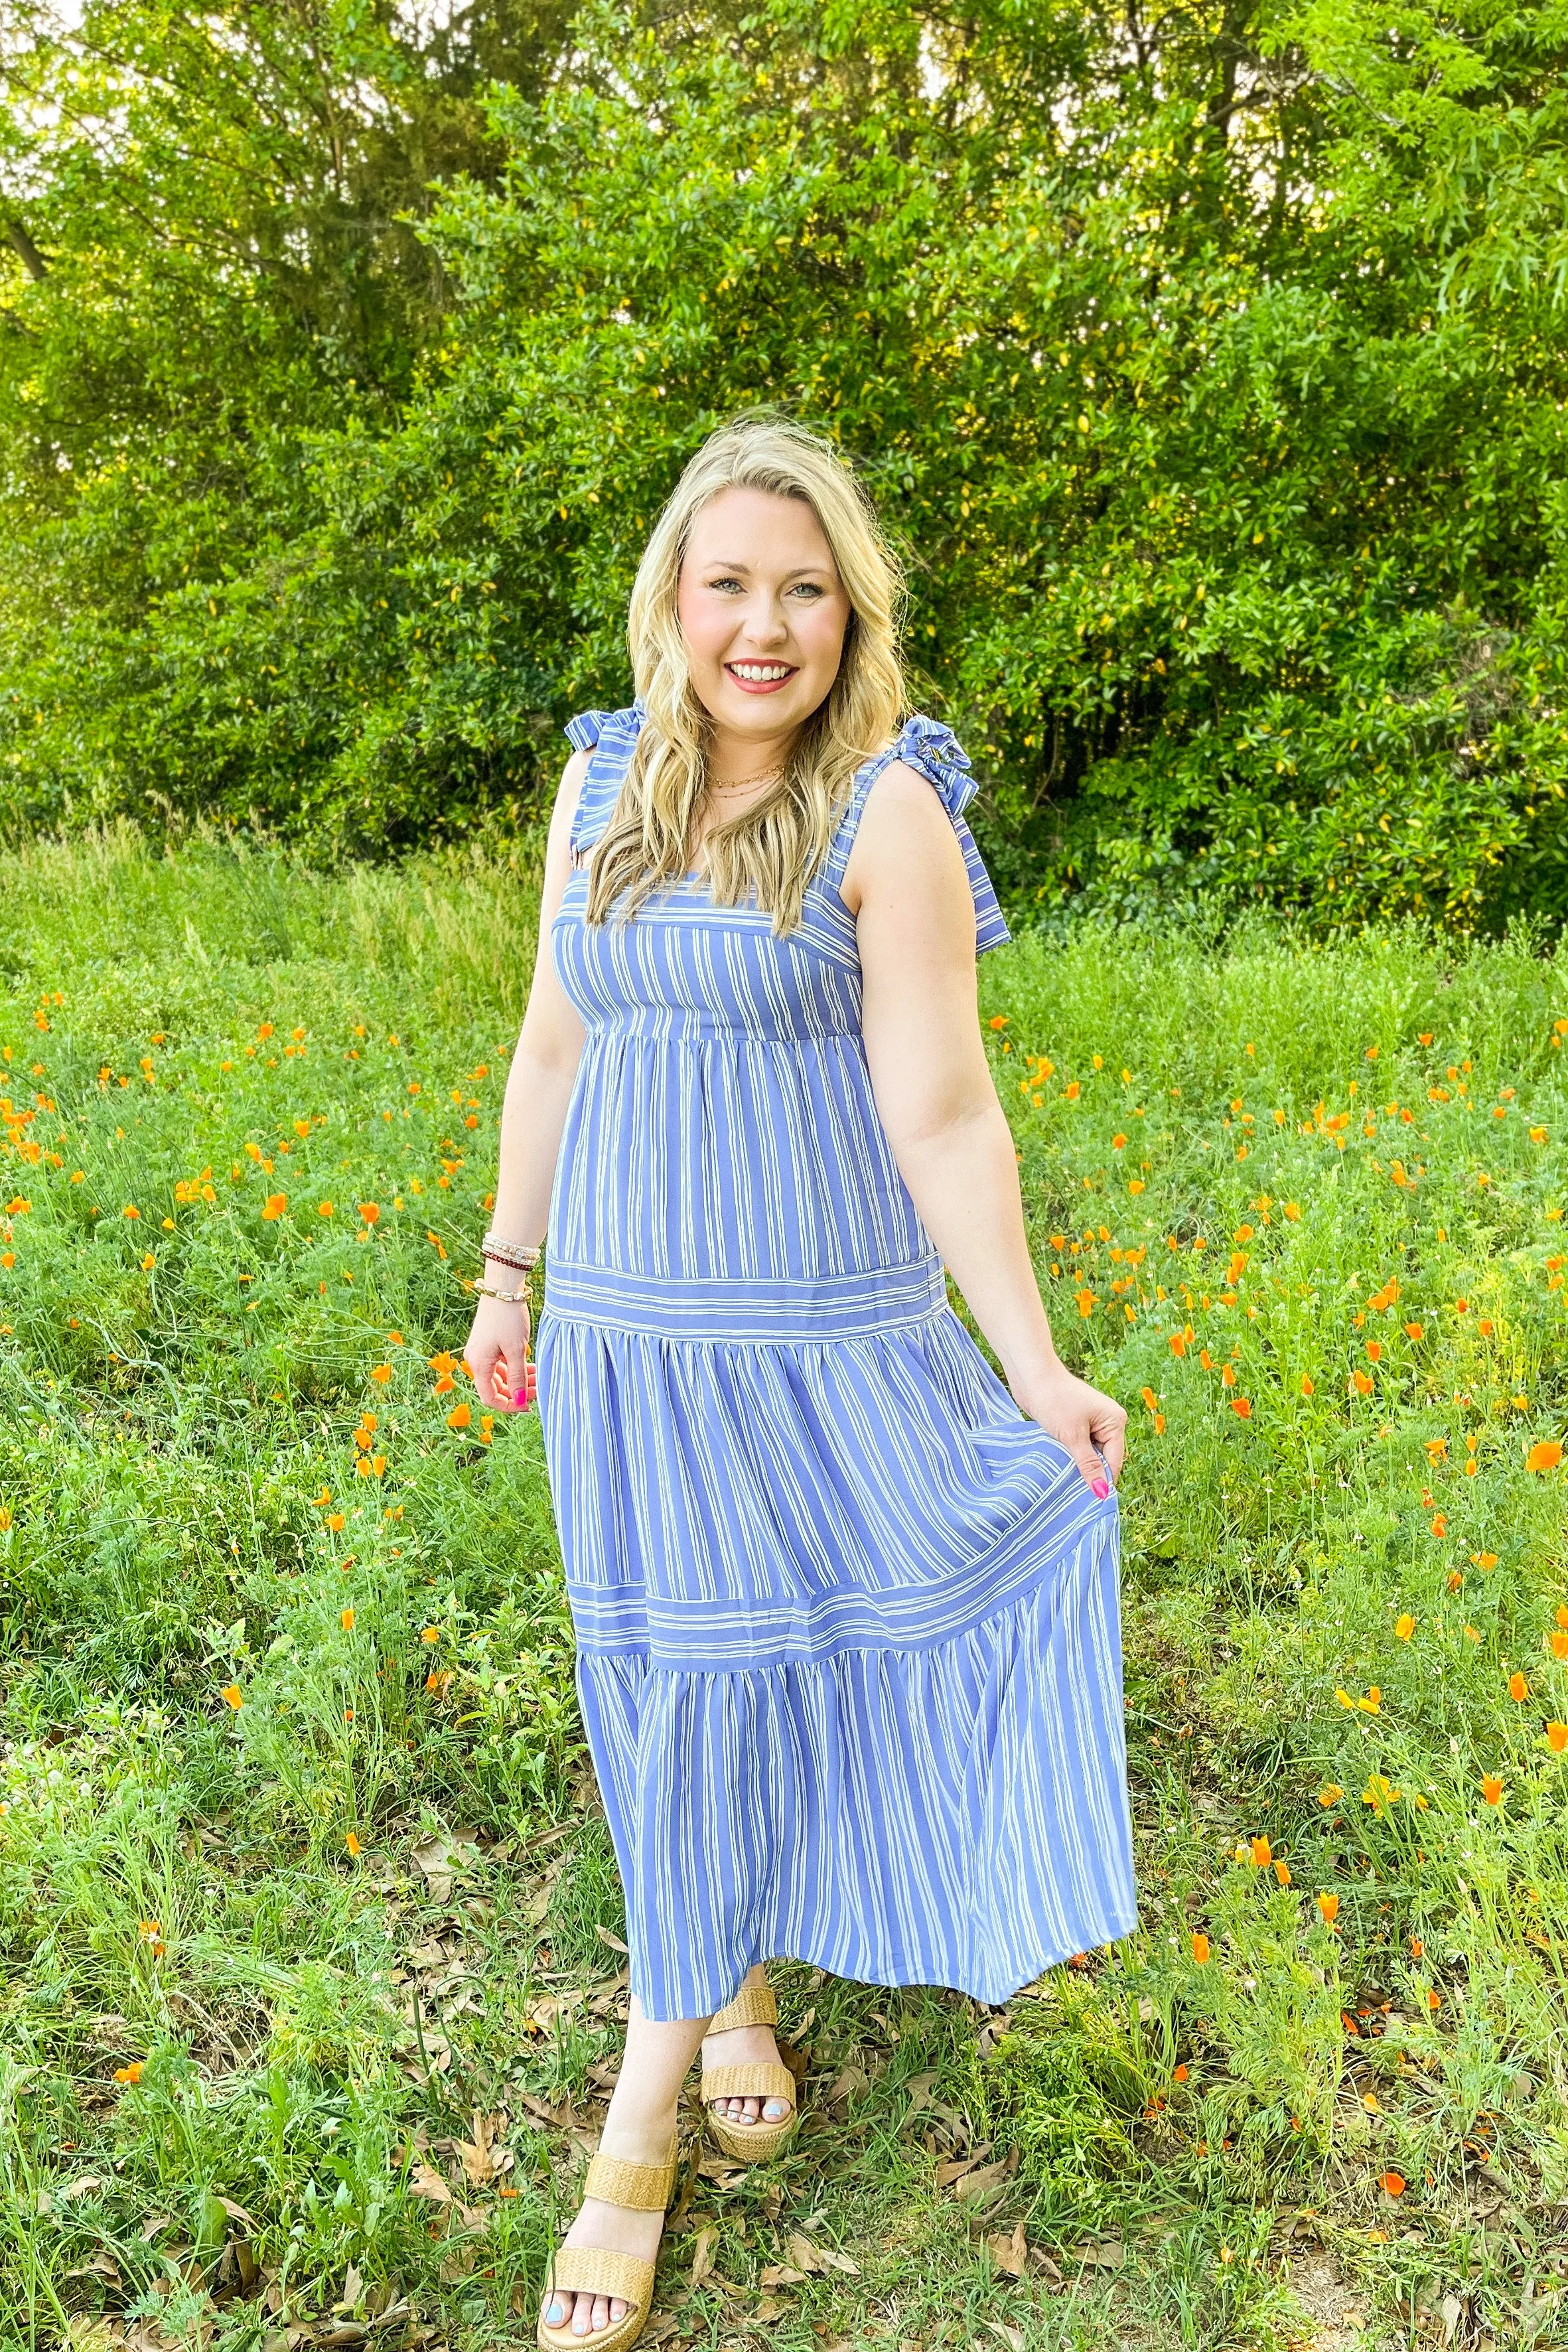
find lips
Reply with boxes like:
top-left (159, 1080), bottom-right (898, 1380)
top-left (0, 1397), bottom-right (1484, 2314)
top-left (725, 661), bottom-right (797, 694)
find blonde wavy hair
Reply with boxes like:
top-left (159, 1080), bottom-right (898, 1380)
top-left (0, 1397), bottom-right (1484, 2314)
top-left (583, 413), bottom-right (907, 935)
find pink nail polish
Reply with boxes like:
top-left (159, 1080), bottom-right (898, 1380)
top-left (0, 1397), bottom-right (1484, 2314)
top-left (1091, 1476), bottom-right (1110, 1500)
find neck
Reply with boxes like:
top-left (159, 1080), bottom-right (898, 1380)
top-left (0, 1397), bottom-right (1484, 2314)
top-left (706, 721), bottom-right (799, 788)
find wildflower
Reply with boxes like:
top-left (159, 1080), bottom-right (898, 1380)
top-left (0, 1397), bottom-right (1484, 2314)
top-left (1411, 1937), bottom-right (1423, 1958)
top-left (340, 1607), bottom-right (355, 1631)
top-left (113, 2063), bottom-right (143, 2085)
top-left (1249, 1834), bottom-right (1271, 1867)
top-left (478, 1415), bottom-right (494, 1445)
top-left (1141, 1386), bottom-right (1159, 1412)
top-left (327, 1512), bottom-right (344, 1532)
top-left (346, 1832), bottom-right (362, 1857)
top-left (1274, 1858), bottom-right (1291, 1887)
top-left (1508, 1671), bottom-right (1529, 1703)
top-left (1527, 1440), bottom-right (1563, 1473)
top-left (313, 1488), bottom-right (331, 1507)
top-left (1319, 1784), bottom-right (1342, 1808)
top-left (319, 1201), bottom-right (334, 1217)
top-left (1552, 1632), bottom-right (1568, 1660)
top-left (1427, 1989), bottom-right (1443, 2010)
top-left (1335, 1689), bottom-right (1355, 1710)
top-left (1405, 1321), bottom-right (1423, 1341)
top-left (1300, 1375), bottom-right (1314, 1398)
top-left (1231, 1396), bottom-right (1252, 1419)
top-left (1380, 2171), bottom-right (1405, 2198)
top-left (1362, 1775), bottom-right (1400, 1810)
top-left (1112, 1133), bottom-right (1127, 1151)
top-left (1366, 1341), bottom-right (1382, 1362)
top-left (1480, 1773), bottom-right (1504, 1805)
top-left (1531, 1127), bottom-right (1547, 1143)
top-left (1395, 1613), bottom-right (1415, 1641)
top-left (261, 1193), bottom-right (287, 1221)
top-left (1129, 1178), bottom-right (1145, 1194)
top-left (1317, 1893), bottom-right (1339, 1929)
top-left (426, 1668), bottom-right (456, 1698)
top-left (1190, 1933), bottom-right (1210, 1963)
top-left (358, 1203), bottom-right (380, 1225)
top-left (447, 1401), bottom-right (472, 1430)
top-left (258, 1023), bottom-right (274, 1039)
top-left (1064, 1081), bottom-right (1080, 1101)
top-left (1352, 1370), bottom-right (1373, 1396)
top-left (1173, 2064), bottom-right (1189, 2083)
top-left (1283, 1202), bottom-right (1300, 1220)
top-left (988, 1015), bottom-right (1009, 1031)
top-left (421, 1625), bottom-right (440, 1643)
top-left (1169, 1331), bottom-right (1188, 1358)
top-left (1429, 1514), bottom-right (1448, 1538)
top-left (220, 1684), bottom-right (243, 1710)
top-left (141, 1252), bottom-right (155, 1272)
top-left (1359, 1688), bottom-right (1382, 1713)
top-left (1471, 1548), bottom-right (1498, 1571)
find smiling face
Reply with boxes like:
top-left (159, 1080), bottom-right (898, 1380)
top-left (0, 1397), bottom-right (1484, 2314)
top-left (676, 486), bottom-right (853, 762)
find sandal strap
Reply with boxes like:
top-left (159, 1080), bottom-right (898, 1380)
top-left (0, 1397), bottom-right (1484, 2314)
top-left (583, 2142), bottom-right (678, 2213)
top-left (701, 2061), bottom-right (796, 2106)
top-left (544, 2244), bottom-right (656, 2305)
top-left (707, 1982), bottom-right (778, 2034)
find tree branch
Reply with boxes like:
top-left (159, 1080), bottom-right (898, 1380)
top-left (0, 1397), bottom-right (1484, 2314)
top-left (4, 220), bottom-right (49, 279)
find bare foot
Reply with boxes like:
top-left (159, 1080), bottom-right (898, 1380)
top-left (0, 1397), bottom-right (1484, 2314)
top-left (702, 2017), bottom-right (795, 2131)
top-left (539, 2116), bottom-right (672, 2341)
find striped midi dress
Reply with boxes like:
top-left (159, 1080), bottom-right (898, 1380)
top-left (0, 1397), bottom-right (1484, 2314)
top-left (536, 704), bottom-right (1138, 2021)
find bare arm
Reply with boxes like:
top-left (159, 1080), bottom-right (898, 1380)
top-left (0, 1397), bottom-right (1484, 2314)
top-left (843, 763), bottom-right (1125, 1490)
top-left (466, 749), bottom-right (591, 1416)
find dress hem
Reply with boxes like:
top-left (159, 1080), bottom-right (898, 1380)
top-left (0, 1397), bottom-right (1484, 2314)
top-left (635, 1907), bottom-right (1143, 2024)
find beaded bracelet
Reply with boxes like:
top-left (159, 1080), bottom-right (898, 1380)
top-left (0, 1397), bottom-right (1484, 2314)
top-left (474, 1278), bottom-right (533, 1305)
top-left (481, 1230), bottom-right (541, 1271)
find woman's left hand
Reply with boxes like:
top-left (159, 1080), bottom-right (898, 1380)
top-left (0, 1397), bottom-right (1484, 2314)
top-left (1011, 1359), bottom-right (1126, 1496)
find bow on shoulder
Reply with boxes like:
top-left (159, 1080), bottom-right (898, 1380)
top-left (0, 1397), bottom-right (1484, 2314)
top-left (891, 715), bottom-right (977, 818)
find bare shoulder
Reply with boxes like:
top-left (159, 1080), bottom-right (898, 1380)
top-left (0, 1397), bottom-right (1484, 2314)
top-left (547, 744), bottom-right (593, 846)
top-left (841, 757), bottom-right (967, 915)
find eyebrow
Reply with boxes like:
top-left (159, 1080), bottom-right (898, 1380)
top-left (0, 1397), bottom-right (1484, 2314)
top-left (701, 559), bottom-right (835, 581)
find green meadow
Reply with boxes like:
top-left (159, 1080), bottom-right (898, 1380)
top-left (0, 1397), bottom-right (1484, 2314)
top-left (2, 827), bottom-right (1565, 2352)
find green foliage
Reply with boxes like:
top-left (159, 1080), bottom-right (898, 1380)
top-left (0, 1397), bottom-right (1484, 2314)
top-left (3, 0), bottom-right (1568, 926)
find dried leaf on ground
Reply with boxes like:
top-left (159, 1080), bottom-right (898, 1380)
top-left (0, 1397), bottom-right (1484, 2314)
top-left (690, 2224), bottom-right (717, 2284)
top-left (786, 2232), bottom-right (857, 2277)
top-left (988, 2223), bottom-right (1029, 2278)
top-left (1078, 2236), bottom-right (1125, 2268)
top-left (456, 2110), bottom-right (513, 2185)
top-left (409, 2162), bottom-right (453, 2205)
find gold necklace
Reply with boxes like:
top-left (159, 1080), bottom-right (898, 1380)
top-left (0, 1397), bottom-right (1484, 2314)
top-left (707, 762), bottom-right (785, 794)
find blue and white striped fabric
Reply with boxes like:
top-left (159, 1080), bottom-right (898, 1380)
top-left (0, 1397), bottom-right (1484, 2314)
top-left (535, 705), bottom-right (1138, 2019)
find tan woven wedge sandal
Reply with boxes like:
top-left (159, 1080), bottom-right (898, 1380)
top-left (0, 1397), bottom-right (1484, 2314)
top-left (701, 1981), bottom-right (800, 2162)
top-left (536, 2134), bottom-right (678, 2352)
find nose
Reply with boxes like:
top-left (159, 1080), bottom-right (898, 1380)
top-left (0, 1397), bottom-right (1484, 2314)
top-left (737, 590), bottom-right (789, 646)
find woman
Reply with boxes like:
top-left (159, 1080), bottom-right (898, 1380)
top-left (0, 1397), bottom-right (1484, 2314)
top-left (466, 413), bottom-right (1137, 2351)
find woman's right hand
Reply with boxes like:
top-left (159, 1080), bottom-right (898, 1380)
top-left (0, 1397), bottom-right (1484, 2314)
top-left (464, 1294), bottom-right (535, 1415)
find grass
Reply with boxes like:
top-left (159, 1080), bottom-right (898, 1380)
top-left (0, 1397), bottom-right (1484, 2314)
top-left (1, 822), bottom-right (1566, 2352)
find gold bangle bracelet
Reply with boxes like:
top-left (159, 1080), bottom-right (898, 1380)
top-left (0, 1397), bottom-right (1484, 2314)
top-left (474, 1280), bottom-right (532, 1305)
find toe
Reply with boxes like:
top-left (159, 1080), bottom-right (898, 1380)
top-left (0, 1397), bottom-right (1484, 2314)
top-left (762, 2097), bottom-right (790, 2119)
top-left (543, 2295), bottom-right (567, 2331)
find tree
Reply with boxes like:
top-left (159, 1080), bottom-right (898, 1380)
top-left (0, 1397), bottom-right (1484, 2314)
top-left (3, 0), bottom-right (1567, 930)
